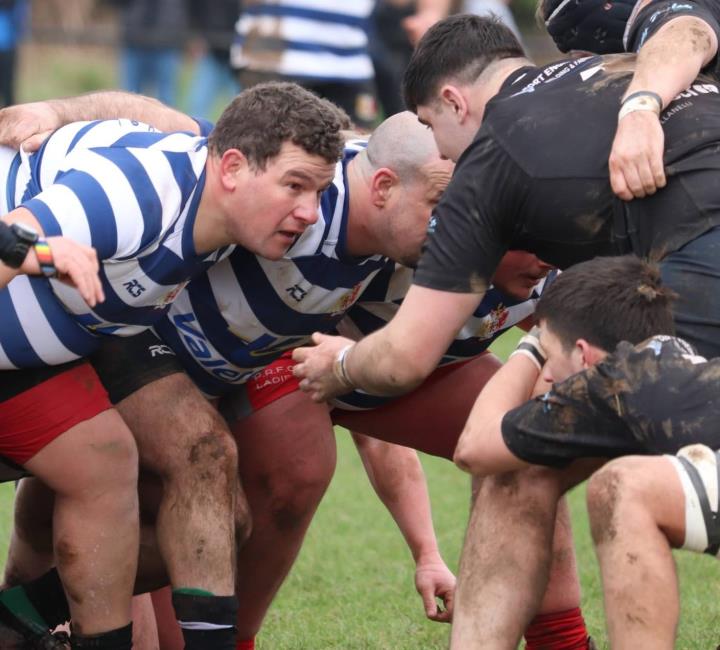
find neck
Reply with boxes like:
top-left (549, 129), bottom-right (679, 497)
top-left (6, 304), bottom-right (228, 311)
top-left (471, 57), bottom-right (533, 121)
top-left (193, 157), bottom-right (233, 254)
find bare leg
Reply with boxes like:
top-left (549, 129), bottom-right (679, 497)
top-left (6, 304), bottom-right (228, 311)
top-left (587, 456), bottom-right (685, 650)
top-left (451, 462), bottom-right (599, 650)
top-left (116, 373), bottom-right (240, 595)
top-left (24, 409), bottom-right (139, 634)
top-left (131, 594), bottom-right (160, 650)
top-left (229, 390), bottom-right (337, 639)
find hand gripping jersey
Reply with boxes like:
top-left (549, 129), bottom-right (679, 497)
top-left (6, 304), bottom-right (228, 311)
top-left (154, 141), bottom-right (395, 396)
top-left (0, 119), bottom-right (230, 369)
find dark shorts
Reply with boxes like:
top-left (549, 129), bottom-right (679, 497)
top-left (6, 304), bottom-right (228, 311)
top-left (661, 226), bottom-right (720, 359)
top-left (90, 331), bottom-right (185, 404)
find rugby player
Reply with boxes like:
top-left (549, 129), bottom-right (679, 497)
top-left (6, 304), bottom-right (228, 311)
top-left (0, 98), bottom-right (585, 648)
top-left (539, 0), bottom-right (720, 201)
top-left (454, 255), bottom-right (720, 649)
top-left (291, 12), bottom-right (720, 649)
top-left (0, 82), bottom-right (344, 650)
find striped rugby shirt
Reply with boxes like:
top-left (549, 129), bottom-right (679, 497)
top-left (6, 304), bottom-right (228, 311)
top-left (231, 1), bottom-right (374, 83)
top-left (0, 118), bottom-right (230, 369)
top-left (155, 140), bottom-right (395, 396)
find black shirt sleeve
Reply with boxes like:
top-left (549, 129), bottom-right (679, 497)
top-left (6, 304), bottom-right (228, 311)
top-left (625, 0), bottom-right (720, 77)
top-left (413, 130), bottom-right (528, 294)
top-left (500, 367), bottom-right (636, 468)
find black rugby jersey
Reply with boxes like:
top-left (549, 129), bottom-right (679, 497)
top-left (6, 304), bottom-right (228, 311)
top-left (414, 54), bottom-right (720, 294)
top-left (501, 336), bottom-right (720, 467)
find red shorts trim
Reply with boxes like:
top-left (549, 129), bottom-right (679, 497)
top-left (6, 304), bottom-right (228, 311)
top-left (0, 363), bottom-right (112, 464)
top-left (245, 351), bottom-right (300, 412)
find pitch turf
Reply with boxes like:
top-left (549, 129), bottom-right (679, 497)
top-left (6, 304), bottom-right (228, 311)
top-left (0, 333), bottom-right (718, 648)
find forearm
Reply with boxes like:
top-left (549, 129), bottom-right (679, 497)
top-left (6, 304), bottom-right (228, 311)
top-left (47, 91), bottom-right (200, 133)
top-left (626, 17), bottom-right (717, 107)
top-left (454, 354), bottom-right (540, 475)
top-left (353, 433), bottom-right (441, 561)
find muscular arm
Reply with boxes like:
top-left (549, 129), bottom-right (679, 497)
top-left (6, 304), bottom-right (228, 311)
top-left (352, 432), bottom-right (456, 622)
top-left (453, 354), bottom-right (543, 475)
top-left (0, 91), bottom-right (199, 149)
top-left (293, 285), bottom-right (482, 401)
top-left (610, 12), bottom-right (718, 199)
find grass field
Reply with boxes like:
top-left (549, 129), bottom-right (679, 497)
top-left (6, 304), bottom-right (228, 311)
top-left (6, 41), bottom-right (720, 650)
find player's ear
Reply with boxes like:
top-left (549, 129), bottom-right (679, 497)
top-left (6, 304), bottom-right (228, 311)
top-left (439, 84), bottom-right (469, 123)
top-left (576, 338), bottom-right (604, 369)
top-left (370, 167), bottom-right (399, 207)
top-left (218, 149), bottom-right (249, 190)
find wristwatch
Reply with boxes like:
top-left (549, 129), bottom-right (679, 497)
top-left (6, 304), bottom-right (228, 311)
top-left (0, 221), bottom-right (39, 268)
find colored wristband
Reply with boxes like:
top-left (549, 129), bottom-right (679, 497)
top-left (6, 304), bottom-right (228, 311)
top-left (33, 239), bottom-right (57, 278)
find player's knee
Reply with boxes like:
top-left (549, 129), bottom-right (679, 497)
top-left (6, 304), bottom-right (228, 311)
top-left (174, 417), bottom-right (239, 490)
top-left (263, 458), bottom-right (334, 532)
top-left (587, 461), bottom-right (635, 546)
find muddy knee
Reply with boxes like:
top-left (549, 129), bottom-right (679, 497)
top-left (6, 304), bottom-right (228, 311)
top-left (587, 464), bottom-right (629, 546)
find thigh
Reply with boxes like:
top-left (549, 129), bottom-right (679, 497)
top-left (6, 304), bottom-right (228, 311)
top-left (332, 353), bottom-right (503, 459)
top-left (661, 226), bottom-right (720, 359)
top-left (229, 387), bottom-right (337, 483)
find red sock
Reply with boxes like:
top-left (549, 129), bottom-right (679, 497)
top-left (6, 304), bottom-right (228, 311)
top-left (524, 607), bottom-right (588, 650)
top-left (236, 639), bottom-right (255, 650)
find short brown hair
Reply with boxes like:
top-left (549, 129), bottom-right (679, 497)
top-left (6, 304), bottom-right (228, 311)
top-left (536, 256), bottom-right (676, 352)
top-left (208, 82), bottom-right (345, 169)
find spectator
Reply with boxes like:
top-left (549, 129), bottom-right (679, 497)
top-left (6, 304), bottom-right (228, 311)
top-left (186, 0), bottom-right (241, 120)
top-left (0, 0), bottom-right (27, 107)
top-left (111, 0), bottom-right (189, 107)
top-left (231, 0), bottom-right (377, 128)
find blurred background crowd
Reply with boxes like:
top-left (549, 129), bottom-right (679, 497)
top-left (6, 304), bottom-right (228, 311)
top-left (1, 0), bottom-right (558, 124)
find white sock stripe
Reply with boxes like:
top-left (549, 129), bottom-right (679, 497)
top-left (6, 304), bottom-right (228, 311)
top-left (176, 621), bottom-right (235, 631)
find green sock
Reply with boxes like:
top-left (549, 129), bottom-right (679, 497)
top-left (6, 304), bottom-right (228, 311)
top-left (0, 585), bottom-right (49, 634)
top-left (172, 587), bottom-right (215, 597)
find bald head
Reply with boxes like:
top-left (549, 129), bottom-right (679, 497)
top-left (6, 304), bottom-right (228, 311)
top-left (359, 111), bottom-right (443, 183)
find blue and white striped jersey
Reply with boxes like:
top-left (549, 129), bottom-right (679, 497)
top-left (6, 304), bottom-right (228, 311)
top-left (231, 1), bottom-right (374, 83)
top-left (334, 264), bottom-right (555, 409)
top-left (0, 119), bottom-right (230, 369)
top-left (155, 140), bottom-right (395, 396)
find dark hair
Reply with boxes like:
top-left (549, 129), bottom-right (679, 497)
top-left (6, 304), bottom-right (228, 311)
top-left (535, 256), bottom-right (676, 351)
top-left (538, 0), bottom-right (636, 54)
top-left (403, 15), bottom-right (525, 112)
top-left (208, 82), bottom-right (345, 169)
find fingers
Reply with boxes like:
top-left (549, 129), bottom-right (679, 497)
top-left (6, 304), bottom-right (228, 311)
top-left (47, 238), bottom-right (104, 307)
top-left (22, 131), bottom-right (53, 153)
top-left (610, 111), bottom-right (666, 201)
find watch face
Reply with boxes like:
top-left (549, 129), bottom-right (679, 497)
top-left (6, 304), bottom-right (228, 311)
top-left (10, 222), bottom-right (39, 244)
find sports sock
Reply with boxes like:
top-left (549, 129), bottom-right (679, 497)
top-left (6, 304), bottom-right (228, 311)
top-left (23, 568), bottom-right (71, 628)
top-left (70, 623), bottom-right (133, 649)
top-left (524, 607), bottom-right (589, 650)
top-left (172, 588), bottom-right (238, 650)
top-left (237, 638), bottom-right (255, 650)
top-left (0, 568), bottom-right (71, 635)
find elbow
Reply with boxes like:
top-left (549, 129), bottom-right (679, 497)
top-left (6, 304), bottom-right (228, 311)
top-left (453, 435), bottom-right (488, 476)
